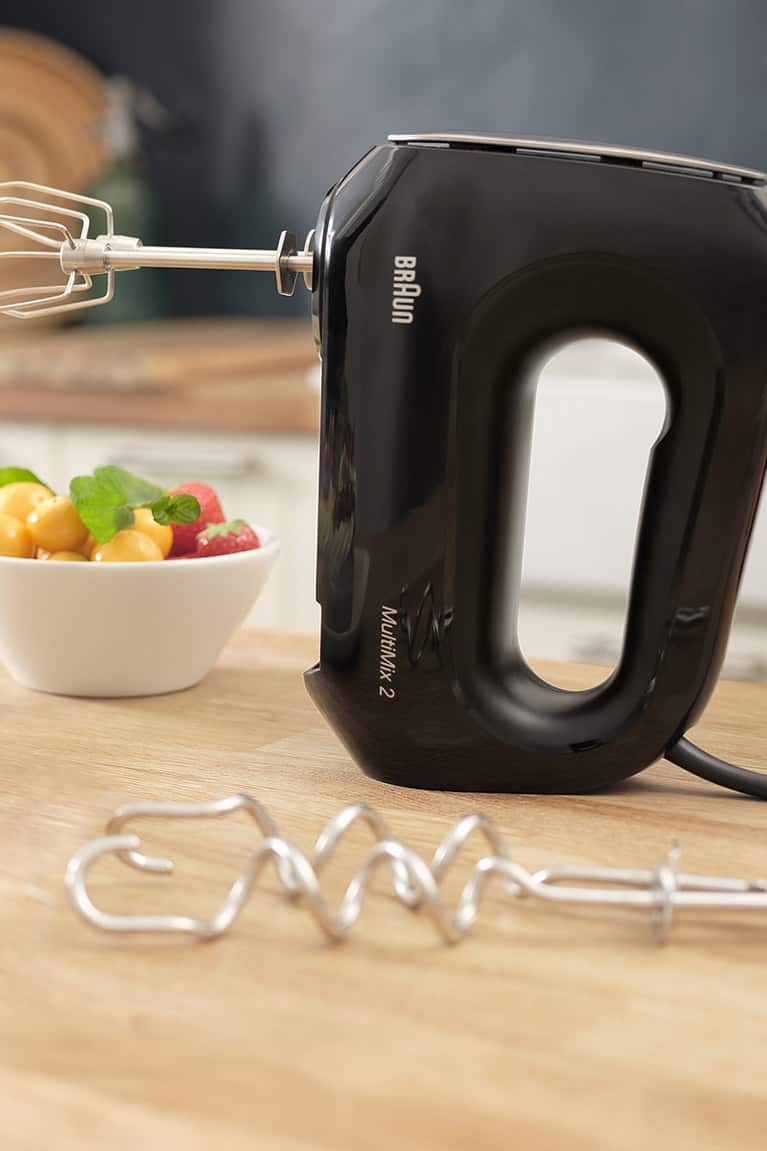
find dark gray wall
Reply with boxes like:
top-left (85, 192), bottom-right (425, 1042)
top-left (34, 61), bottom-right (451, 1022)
top-left (210, 0), bottom-right (767, 226)
top-left (3, 0), bottom-right (767, 315)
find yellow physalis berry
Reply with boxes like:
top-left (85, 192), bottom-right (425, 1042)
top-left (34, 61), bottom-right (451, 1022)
top-left (132, 508), bottom-right (173, 558)
top-left (91, 530), bottom-right (164, 563)
top-left (0, 482), bottom-right (53, 522)
top-left (0, 513), bottom-right (35, 558)
top-left (27, 496), bottom-right (89, 553)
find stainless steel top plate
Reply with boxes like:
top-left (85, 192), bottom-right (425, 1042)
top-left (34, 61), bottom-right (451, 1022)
top-left (388, 133), bottom-right (766, 183)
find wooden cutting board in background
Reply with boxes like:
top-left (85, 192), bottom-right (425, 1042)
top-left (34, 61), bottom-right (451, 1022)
top-left (0, 318), bottom-right (320, 434)
top-left (0, 318), bottom-right (317, 391)
top-left (0, 29), bottom-right (107, 317)
top-left (0, 29), bottom-right (106, 186)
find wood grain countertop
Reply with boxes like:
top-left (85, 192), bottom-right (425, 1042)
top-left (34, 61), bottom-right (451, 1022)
top-left (0, 318), bottom-right (320, 434)
top-left (3, 630), bottom-right (767, 1150)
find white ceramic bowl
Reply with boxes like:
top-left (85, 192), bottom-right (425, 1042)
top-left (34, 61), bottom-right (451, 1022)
top-left (0, 527), bottom-right (279, 697)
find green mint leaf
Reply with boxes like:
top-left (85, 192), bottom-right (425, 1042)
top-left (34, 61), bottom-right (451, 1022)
top-left (0, 467), bottom-right (49, 489)
top-left (148, 494), bottom-right (200, 526)
top-left (69, 475), bottom-right (136, 543)
top-left (148, 495), bottom-right (172, 525)
top-left (70, 466), bottom-right (197, 543)
top-left (167, 494), bottom-right (200, 524)
top-left (93, 466), bottom-right (165, 508)
top-left (114, 505), bottom-right (136, 534)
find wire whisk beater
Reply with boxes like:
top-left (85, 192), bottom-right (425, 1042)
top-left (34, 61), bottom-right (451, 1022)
top-left (0, 180), bottom-right (314, 319)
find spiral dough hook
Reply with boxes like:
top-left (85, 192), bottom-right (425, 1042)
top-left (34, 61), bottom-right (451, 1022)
top-left (65, 794), bottom-right (767, 946)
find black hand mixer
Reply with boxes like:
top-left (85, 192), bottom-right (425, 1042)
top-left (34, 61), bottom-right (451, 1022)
top-left (3, 133), bottom-right (767, 798)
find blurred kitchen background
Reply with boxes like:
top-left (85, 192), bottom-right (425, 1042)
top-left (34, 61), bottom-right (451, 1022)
top-left (1, 0), bottom-right (767, 678)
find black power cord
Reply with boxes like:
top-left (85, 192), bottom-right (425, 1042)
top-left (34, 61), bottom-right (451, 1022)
top-left (666, 736), bottom-right (767, 799)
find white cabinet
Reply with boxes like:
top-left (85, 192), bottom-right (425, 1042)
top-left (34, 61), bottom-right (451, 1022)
top-left (0, 423), bottom-right (61, 488)
top-left (515, 339), bottom-right (767, 680)
top-left (0, 421), bottom-right (320, 634)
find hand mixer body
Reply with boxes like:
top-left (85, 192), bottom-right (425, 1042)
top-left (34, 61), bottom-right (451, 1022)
top-left (304, 136), bottom-right (767, 792)
top-left (3, 141), bottom-right (765, 793)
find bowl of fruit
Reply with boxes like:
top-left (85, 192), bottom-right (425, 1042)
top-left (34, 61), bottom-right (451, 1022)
top-left (0, 466), bottom-right (279, 697)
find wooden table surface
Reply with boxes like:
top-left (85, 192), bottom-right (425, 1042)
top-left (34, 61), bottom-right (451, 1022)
top-left (3, 631), bottom-right (767, 1150)
top-left (0, 319), bottom-right (320, 434)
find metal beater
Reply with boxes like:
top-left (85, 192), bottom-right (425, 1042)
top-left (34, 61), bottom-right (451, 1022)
top-left (0, 181), bottom-right (314, 319)
top-left (66, 793), bottom-right (767, 946)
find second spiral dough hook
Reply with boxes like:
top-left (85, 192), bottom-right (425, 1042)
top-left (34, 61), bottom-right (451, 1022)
top-left (66, 794), bottom-right (767, 946)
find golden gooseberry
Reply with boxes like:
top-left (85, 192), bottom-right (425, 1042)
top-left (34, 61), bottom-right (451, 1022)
top-left (0, 513), bottom-right (35, 558)
top-left (0, 482), bottom-right (54, 522)
top-left (131, 508), bottom-right (173, 558)
top-left (27, 496), bottom-right (89, 553)
top-left (91, 530), bottom-right (164, 563)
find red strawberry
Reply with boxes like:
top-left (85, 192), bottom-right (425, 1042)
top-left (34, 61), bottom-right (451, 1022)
top-left (195, 519), bottom-right (260, 558)
top-left (168, 482), bottom-right (225, 556)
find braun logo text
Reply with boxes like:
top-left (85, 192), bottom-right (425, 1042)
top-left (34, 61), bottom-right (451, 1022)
top-left (391, 256), bottom-right (420, 324)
